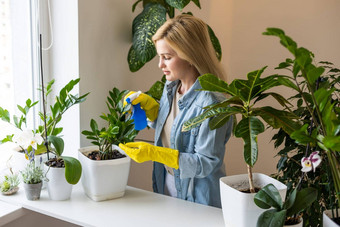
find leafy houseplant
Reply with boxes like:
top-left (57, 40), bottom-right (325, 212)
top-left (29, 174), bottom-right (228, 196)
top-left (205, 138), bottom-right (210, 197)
top-left (262, 28), bottom-right (340, 225)
top-left (254, 184), bottom-right (318, 227)
top-left (182, 66), bottom-right (299, 193)
top-left (79, 87), bottom-right (137, 201)
top-left (0, 79), bottom-right (89, 156)
top-left (81, 87), bottom-right (137, 160)
top-left (128, 0), bottom-right (221, 72)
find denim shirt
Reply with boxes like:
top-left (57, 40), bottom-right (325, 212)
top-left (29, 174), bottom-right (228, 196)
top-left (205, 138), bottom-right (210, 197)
top-left (150, 79), bottom-right (233, 208)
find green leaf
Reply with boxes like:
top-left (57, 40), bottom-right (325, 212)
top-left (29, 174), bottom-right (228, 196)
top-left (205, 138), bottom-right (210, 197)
top-left (182, 106), bottom-right (241, 132)
top-left (209, 113), bottom-right (231, 130)
top-left (286, 187), bottom-right (318, 217)
top-left (62, 156), bottom-right (82, 185)
top-left (290, 124), bottom-right (315, 145)
top-left (314, 87), bottom-right (333, 112)
top-left (48, 135), bottom-right (64, 157)
top-left (253, 106), bottom-right (300, 134)
top-left (235, 116), bottom-right (264, 167)
top-left (284, 187), bottom-right (297, 210)
top-left (256, 209), bottom-right (286, 227)
top-left (128, 45), bottom-right (145, 72)
top-left (276, 76), bottom-right (299, 91)
top-left (306, 66), bottom-right (325, 85)
top-left (207, 25), bottom-right (222, 61)
top-left (165, 0), bottom-right (190, 10)
top-left (323, 135), bottom-right (340, 152)
top-left (0, 107), bottom-right (10, 122)
top-left (198, 73), bottom-right (229, 93)
top-left (132, 3), bottom-right (166, 63)
top-left (254, 184), bottom-right (283, 209)
top-left (191, 0), bottom-right (201, 8)
top-left (90, 119), bottom-right (98, 133)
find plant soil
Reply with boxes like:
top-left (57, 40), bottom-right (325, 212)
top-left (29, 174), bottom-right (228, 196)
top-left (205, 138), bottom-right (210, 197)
top-left (45, 157), bottom-right (65, 168)
top-left (332, 218), bottom-right (340, 225)
top-left (87, 150), bottom-right (126, 161)
top-left (285, 216), bottom-right (301, 225)
top-left (240, 187), bottom-right (260, 193)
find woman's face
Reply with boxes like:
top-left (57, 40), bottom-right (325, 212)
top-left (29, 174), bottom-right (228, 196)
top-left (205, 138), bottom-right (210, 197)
top-left (155, 39), bottom-right (193, 82)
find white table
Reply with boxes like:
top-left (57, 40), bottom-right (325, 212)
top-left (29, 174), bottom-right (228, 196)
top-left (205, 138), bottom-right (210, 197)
top-left (0, 184), bottom-right (225, 227)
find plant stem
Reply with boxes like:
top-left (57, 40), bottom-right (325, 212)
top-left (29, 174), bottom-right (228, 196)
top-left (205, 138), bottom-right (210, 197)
top-left (247, 164), bottom-right (255, 193)
top-left (39, 34), bottom-right (50, 160)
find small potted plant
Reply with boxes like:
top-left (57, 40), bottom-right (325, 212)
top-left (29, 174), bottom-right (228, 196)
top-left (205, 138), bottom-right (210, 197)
top-left (44, 135), bottom-right (82, 201)
top-left (11, 129), bottom-right (46, 200)
top-left (0, 173), bottom-right (20, 196)
top-left (79, 87), bottom-right (138, 201)
top-left (21, 160), bottom-right (45, 201)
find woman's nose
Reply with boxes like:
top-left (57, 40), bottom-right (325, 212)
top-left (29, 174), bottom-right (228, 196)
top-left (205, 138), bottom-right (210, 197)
top-left (158, 58), bottom-right (165, 69)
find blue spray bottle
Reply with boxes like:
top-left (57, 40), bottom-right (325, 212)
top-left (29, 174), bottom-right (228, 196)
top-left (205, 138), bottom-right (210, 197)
top-left (126, 91), bottom-right (147, 131)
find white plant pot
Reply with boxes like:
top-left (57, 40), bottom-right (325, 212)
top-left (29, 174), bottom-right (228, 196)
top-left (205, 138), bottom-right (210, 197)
top-left (220, 173), bottom-right (287, 227)
top-left (78, 145), bottom-right (131, 202)
top-left (45, 165), bottom-right (73, 201)
top-left (323, 209), bottom-right (340, 227)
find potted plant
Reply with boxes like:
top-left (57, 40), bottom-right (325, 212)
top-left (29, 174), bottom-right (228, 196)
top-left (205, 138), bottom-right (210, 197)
top-left (0, 173), bottom-right (20, 196)
top-left (128, 0), bottom-right (221, 72)
top-left (21, 160), bottom-right (45, 201)
top-left (182, 66), bottom-right (300, 227)
top-left (0, 79), bottom-right (89, 170)
top-left (79, 87), bottom-right (138, 201)
top-left (44, 135), bottom-right (82, 201)
top-left (254, 183), bottom-right (318, 227)
top-left (263, 28), bottom-right (340, 226)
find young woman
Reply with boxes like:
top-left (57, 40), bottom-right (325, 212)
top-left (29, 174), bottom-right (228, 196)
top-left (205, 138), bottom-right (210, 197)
top-left (119, 14), bottom-right (233, 208)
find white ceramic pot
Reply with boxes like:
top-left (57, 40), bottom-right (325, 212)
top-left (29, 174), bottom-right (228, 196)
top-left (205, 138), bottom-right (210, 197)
top-left (78, 145), bottom-right (131, 202)
top-left (220, 173), bottom-right (287, 227)
top-left (45, 165), bottom-right (73, 200)
top-left (323, 209), bottom-right (340, 227)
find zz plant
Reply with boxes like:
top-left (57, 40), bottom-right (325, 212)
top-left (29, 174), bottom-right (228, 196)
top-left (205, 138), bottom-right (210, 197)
top-left (128, 0), bottom-right (221, 72)
top-left (182, 66), bottom-right (300, 193)
top-left (82, 87), bottom-right (138, 160)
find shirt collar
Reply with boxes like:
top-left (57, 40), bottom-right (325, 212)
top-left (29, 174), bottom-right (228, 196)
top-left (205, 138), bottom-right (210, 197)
top-left (166, 79), bottom-right (202, 109)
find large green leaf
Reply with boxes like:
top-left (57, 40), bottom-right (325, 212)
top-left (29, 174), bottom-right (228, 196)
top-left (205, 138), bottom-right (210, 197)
top-left (235, 116), bottom-right (265, 167)
top-left (307, 66), bottom-right (325, 85)
top-left (128, 45), bottom-right (145, 72)
top-left (253, 106), bottom-right (300, 134)
top-left (165, 0), bottom-right (190, 10)
top-left (256, 209), bottom-right (286, 227)
top-left (62, 156), bottom-right (82, 185)
top-left (131, 3), bottom-right (166, 63)
top-left (207, 25), bottom-right (222, 61)
top-left (198, 73), bottom-right (229, 93)
top-left (254, 184), bottom-right (283, 210)
top-left (286, 187), bottom-right (318, 217)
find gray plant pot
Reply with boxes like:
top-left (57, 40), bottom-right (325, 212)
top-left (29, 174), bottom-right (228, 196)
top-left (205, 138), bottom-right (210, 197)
top-left (23, 182), bottom-right (42, 200)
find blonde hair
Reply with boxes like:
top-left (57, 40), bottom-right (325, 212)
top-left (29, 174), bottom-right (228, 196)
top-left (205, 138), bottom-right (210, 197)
top-left (152, 14), bottom-right (226, 81)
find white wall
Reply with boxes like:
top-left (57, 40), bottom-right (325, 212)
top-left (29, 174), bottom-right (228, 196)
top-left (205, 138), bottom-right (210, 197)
top-left (48, 0), bottom-right (340, 191)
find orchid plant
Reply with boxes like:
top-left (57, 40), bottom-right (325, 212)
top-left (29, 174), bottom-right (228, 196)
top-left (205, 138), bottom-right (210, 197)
top-left (11, 129), bottom-right (46, 184)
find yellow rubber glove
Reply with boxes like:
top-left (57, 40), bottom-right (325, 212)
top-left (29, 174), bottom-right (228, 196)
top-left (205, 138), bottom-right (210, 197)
top-left (124, 91), bottom-right (159, 121)
top-left (119, 142), bottom-right (179, 169)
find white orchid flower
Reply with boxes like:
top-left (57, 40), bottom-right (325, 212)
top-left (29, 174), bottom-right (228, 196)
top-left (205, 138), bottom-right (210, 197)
top-left (12, 130), bottom-right (43, 150)
top-left (301, 151), bottom-right (322, 172)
